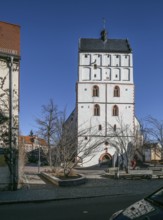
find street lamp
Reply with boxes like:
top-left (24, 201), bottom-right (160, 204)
top-left (35, 136), bottom-right (41, 174)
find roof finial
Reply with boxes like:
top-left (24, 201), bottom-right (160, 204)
top-left (101, 18), bottom-right (108, 42)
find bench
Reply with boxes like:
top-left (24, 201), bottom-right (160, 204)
top-left (106, 167), bottom-right (119, 174)
top-left (128, 169), bottom-right (153, 179)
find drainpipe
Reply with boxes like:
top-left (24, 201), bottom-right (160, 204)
top-left (9, 56), bottom-right (14, 190)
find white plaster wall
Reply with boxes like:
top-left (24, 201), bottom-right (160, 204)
top-left (102, 54), bottom-right (111, 66)
top-left (92, 68), bottom-right (102, 81)
top-left (77, 83), bottom-right (106, 103)
top-left (78, 103), bottom-right (106, 136)
top-left (106, 104), bottom-right (134, 131)
top-left (0, 58), bottom-right (19, 164)
top-left (79, 53), bottom-right (132, 67)
top-left (77, 83), bottom-right (134, 104)
top-left (103, 68), bottom-right (111, 81)
top-left (121, 54), bottom-right (130, 66)
top-left (78, 136), bottom-right (116, 167)
top-left (79, 53), bottom-right (133, 84)
top-left (92, 54), bottom-right (102, 65)
top-left (77, 51), bottom-right (135, 167)
top-left (107, 84), bottom-right (134, 103)
top-left (0, 59), bottom-right (19, 117)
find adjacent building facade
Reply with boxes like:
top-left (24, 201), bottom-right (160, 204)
top-left (0, 21), bottom-right (20, 189)
top-left (19, 136), bottom-right (48, 154)
top-left (144, 143), bottom-right (162, 163)
top-left (66, 29), bottom-right (137, 167)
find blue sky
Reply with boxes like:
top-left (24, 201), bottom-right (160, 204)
top-left (1, 0), bottom-right (163, 135)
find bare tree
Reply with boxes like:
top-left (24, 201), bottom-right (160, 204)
top-left (36, 99), bottom-right (61, 167)
top-left (145, 116), bottom-right (163, 148)
top-left (52, 114), bottom-right (108, 177)
top-left (53, 114), bottom-right (142, 176)
top-left (106, 118), bottom-right (137, 173)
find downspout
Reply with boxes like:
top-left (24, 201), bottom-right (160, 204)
top-left (9, 56), bottom-right (14, 190)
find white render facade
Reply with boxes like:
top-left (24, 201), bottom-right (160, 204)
top-left (0, 21), bottom-right (20, 189)
top-left (67, 30), bottom-right (136, 167)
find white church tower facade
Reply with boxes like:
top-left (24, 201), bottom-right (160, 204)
top-left (76, 29), bottom-right (135, 167)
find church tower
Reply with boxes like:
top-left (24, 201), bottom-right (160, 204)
top-left (76, 29), bottom-right (135, 166)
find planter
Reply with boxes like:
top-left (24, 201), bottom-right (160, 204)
top-left (41, 172), bottom-right (86, 187)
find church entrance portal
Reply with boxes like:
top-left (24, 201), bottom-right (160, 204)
top-left (99, 152), bottom-right (112, 167)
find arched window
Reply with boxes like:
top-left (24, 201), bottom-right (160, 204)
top-left (94, 104), bottom-right (100, 116)
top-left (113, 124), bottom-right (116, 131)
top-left (93, 85), bottom-right (99, 97)
top-left (113, 105), bottom-right (119, 116)
top-left (114, 86), bottom-right (120, 97)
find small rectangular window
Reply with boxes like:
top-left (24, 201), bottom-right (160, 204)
top-left (85, 54), bottom-right (88, 58)
top-left (94, 64), bottom-right (97, 69)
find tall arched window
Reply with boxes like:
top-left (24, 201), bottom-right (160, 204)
top-left (114, 86), bottom-right (120, 97)
top-left (113, 105), bottom-right (119, 116)
top-left (94, 104), bottom-right (100, 116)
top-left (93, 85), bottom-right (99, 97)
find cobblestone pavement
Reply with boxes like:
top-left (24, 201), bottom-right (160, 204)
top-left (0, 166), bottom-right (162, 204)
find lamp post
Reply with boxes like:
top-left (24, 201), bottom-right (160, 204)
top-left (36, 136), bottom-right (41, 174)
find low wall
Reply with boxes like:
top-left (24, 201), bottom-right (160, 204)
top-left (0, 166), bottom-right (10, 190)
top-left (41, 172), bottom-right (86, 187)
top-left (0, 152), bottom-right (10, 190)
